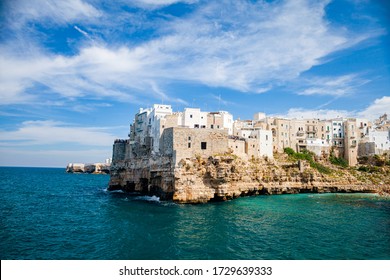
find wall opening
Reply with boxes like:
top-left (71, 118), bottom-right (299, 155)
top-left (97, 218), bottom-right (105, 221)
top-left (201, 142), bottom-right (207, 150)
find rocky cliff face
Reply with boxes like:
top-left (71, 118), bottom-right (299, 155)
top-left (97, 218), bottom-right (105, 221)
top-left (66, 163), bottom-right (110, 174)
top-left (109, 153), bottom-right (390, 203)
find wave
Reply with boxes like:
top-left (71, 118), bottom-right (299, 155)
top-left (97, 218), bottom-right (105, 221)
top-left (135, 195), bottom-right (160, 202)
top-left (104, 188), bottom-right (124, 193)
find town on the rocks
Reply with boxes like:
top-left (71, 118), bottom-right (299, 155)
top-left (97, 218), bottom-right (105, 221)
top-left (105, 104), bottom-right (390, 203)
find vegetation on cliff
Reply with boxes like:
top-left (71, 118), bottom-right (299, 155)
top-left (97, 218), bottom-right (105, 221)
top-left (176, 149), bottom-right (390, 201)
top-left (283, 148), bottom-right (390, 187)
top-left (283, 148), bottom-right (331, 174)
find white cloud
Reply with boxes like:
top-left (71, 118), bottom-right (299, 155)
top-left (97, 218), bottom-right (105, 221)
top-left (5, 0), bottom-right (101, 28)
top-left (0, 120), bottom-right (118, 146)
top-left (297, 74), bottom-right (370, 96)
top-left (276, 96), bottom-right (389, 121)
top-left (279, 108), bottom-right (353, 120)
top-left (0, 0), bottom-right (382, 106)
top-left (74, 25), bottom-right (91, 39)
top-left (358, 96), bottom-right (390, 120)
top-left (133, 0), bottom-right (197, 7)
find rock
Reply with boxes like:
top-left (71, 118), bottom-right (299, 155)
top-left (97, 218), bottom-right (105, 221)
top-left (109, 154), bottom-right (390, 203)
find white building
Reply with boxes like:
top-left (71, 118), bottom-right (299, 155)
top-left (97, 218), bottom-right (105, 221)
top-left (252, 129), bottom-right (273, 158)
top-left (219, 111), bottom-right (234, 135)
top-left (331, 118), bottom-right (345, 146)
top-left (369, 129), bottom-right (390, 154)
top-left (132, 107), bottom-right (152, 145)
top-left (253, 112), bottom-right (266, 122)
top-left (234, 127), bottom-right (273, 159)
top-left (306, 138), bottom-right (331, 157)
top-left (181, 108), bottom-right (208, 129)
top-left (150, 104), bottom-right (173, 153)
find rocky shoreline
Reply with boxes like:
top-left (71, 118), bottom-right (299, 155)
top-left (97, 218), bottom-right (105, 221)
top-left (109, 153), bottom-right (390, 203)
top-left (66, 162), bottom-right (110, 174)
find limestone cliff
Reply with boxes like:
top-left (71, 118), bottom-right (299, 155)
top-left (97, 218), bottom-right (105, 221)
top-left (66, 163), bottom-right (110, 174)
top-left (108, 153), bottom-right (390, 203)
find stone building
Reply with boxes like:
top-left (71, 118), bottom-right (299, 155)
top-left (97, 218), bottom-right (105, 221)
top-left (113, 104), bottom-right (389, 184)
top-left (109, 104), bottom-right (389, 202)
top-left (160, 127), bottom-right (229, 164)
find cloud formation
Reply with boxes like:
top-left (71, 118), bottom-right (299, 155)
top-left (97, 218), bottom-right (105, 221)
top-left (0, 120), bottom-right (118, 146)
top-left (0, 0), bottom-right (379, 106)
top-left (358, 96), bottom-right (390, 121)
top-left (4, 0), bottom-right (101, 27)
top-left (298, 74), bottom-right (370, 97)
top-left (278, 96), bottom-right (389, 121)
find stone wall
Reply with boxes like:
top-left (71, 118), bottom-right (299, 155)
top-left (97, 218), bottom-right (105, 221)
top-left (171, 127), bottom-right (229, 164)
top-left (112, 140), bottom-right (126, 161)
top-left (228, 138), bottom-right (246, 157)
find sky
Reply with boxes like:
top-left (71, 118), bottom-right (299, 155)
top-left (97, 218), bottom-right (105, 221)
top-left (0, 0), bottom-right (389, 167)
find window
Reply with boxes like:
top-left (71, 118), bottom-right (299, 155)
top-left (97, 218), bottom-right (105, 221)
top-left (190, 114), bottom-right (193, 118)
top-left (211, 124), bottom-right (214, 129)
top-left (188, 143), bottom-right (191, 148)
top-left (201, 142), bottom-right (207, 150)
top-left (266, 135), bottom-right (268, 141)
top-left (188, 136), bottom-right (191, 141)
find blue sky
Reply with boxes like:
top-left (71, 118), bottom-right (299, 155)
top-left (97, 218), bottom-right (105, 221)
top-left (0, 0), bottom-right (389, 167)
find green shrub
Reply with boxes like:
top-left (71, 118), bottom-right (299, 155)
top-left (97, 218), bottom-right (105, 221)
top-left (284, 147), bottom-right (295, 156)
top-left (284, 147), bottom-right (331, 174)
top-left (358, 165), bottom-right (380, 173)
top-left (310, 162), bottom-right (331, 174)
top-left (330, 155), bottom-right (348, 168)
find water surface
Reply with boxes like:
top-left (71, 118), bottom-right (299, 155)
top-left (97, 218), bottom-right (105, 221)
top-left (1, 167), bottom-right (389, 259)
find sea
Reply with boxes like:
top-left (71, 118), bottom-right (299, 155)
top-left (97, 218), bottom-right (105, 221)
top-left (0, 166), bottom-right (389, 260)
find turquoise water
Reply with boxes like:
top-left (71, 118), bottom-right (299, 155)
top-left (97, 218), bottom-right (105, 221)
top-left (0, 167), bottom-right (389, 260)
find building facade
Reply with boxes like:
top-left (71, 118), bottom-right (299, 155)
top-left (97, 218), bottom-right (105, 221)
top-left (117, 105), bottom-right (389, 168)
